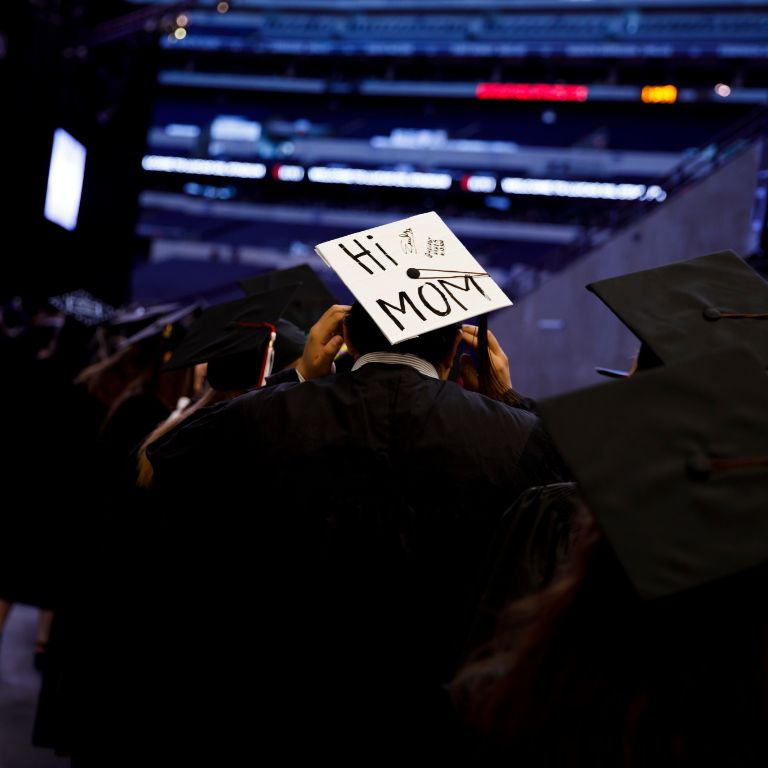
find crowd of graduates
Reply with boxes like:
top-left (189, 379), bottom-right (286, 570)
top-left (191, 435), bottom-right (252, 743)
top-left (1, 250), bottom-right (767, 767)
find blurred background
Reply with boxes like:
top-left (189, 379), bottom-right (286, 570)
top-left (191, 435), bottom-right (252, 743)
top-left (3, 0), bottom-right (767, 394)
top-left (0, 3), bottom-right (767, 766)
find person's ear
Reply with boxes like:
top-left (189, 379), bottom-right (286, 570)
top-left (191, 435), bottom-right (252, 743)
top-left (437, 328), bottom-right (463, 380)
top-left (342, 321), bottom-right (360, 359)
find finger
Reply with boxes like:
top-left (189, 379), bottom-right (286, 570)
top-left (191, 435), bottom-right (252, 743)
top-left (312, 304), bottom-right (352, 339)
top-left (486, 328), bottom-right (504, 355)
top-left (327, 304), bottom-right (352, 317)
top-left (313, 304), bottom-right (352, 328)
top-left (460, 325), bottom-right (479, 349)
top-left (487, 340), bottom-right (509, 372)
top-left (323, 335), bottom-right (344, 356)
top-left (315, 304), bottom-right (351, 328)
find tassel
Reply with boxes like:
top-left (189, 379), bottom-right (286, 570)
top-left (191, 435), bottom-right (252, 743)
top-left (259, 330), bottom-right (277, 386)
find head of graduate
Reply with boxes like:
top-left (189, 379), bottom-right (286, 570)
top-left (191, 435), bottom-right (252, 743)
top-left (343, 301), bottom-right (462, 380)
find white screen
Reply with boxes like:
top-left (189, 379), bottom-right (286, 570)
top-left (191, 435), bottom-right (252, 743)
top-left (44, 128), bottom-right (86, 231)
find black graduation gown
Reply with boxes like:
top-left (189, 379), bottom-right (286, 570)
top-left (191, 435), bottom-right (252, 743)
top-left (103, 364), bottom-right (565, 764)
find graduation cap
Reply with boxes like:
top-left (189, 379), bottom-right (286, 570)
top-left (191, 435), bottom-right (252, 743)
top-left (120, 304), bottom-right (202, 349)
top-left (239, 263), bottom-right (338, 332)
top-left (314, 212), bottom-right (512, 346)
top-left (163, 284), bottom-right (304, 390)
top-left (538, 346), bottom-right (768, 600)
top-left (110, 302), bottom-right (181, 328)
top-left (588, 250), bottom-right (768, 371)
top-left (594, 345), bottom-right (662, 379)
top-left (594, 366), bottom-right (631, 379)
top-left (49, 289), bottom-right (115, 326)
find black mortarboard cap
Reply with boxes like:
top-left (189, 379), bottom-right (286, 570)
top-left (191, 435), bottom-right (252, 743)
top-left (595, 366), bottom-right (630, 379)
top-left (110, 302), bottom-right (181, 327)
top-left (164, 284), bottom-right (303, 390)
top-left (587, 250), bottom-right (768, 369)
top-left (538, 346), bottom-right (768, 600)
top-left (239, 264), bottom-right (337, 332)
top-left (49, 289), bottom-right (115, 325)
top-left (120, 304), bottom-right (201, 348)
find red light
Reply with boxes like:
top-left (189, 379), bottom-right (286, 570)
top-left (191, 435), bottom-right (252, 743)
top-left (476, 83), bottom-right (589, 102)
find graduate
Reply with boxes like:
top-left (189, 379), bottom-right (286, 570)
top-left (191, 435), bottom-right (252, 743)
top-left (590, 249), bottom-right (768, 376)
top-left (140, 214), bottom-right (566, 764)
top-left (454, 346), bottom-right (768, 766)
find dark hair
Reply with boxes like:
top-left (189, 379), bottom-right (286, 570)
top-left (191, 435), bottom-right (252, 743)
top-left (453, 513), bottom-right (768, 765)
top-left (344, 301), bottom-right (460, 367)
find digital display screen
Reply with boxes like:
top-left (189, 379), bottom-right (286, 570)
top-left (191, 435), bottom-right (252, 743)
top-left (44, 128), bottom-right (87, 231)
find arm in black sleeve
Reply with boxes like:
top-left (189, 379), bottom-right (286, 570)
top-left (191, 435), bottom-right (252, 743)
top-left (517, 417), bottom-right (573, 485)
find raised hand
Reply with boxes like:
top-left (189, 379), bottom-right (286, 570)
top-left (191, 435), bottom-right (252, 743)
top-left (459, 324), bottom-right (512, 395)
top-left (296, 304), bottom-right (351, 380)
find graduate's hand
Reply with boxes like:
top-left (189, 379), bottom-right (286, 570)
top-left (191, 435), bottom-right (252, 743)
top-left (297, 304), bottom-right (351, 380)
top-left (459, 324), bottom-right (513, 394)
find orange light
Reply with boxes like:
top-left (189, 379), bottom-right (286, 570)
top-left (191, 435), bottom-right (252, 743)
top-left (641, 85), bottom-right (678, 104)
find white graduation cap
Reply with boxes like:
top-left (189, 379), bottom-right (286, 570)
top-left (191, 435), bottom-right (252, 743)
top-left (315, 211), bottom-right (512, 344)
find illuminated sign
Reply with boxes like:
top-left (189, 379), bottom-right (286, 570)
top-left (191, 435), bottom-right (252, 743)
top-left (306, 166), bottom-right (452, 190)
top-left (461, 174), bottom-right (497, 193)
top-left (476, 82), bottom-right (589, 102)
top-left (45, 128), bottom-right (86, 231)
top-left (142, 155), bottom-right (266, 178)
top-left (500, 177), bottom-right (667, 202)
top-left (272, 164), bottom-right (305, 182)
top-left (641, 85), bottom-right (678, 104)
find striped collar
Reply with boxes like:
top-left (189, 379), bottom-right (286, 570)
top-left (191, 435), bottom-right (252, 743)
top-left (351, 352), bottom-right (440, 380)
